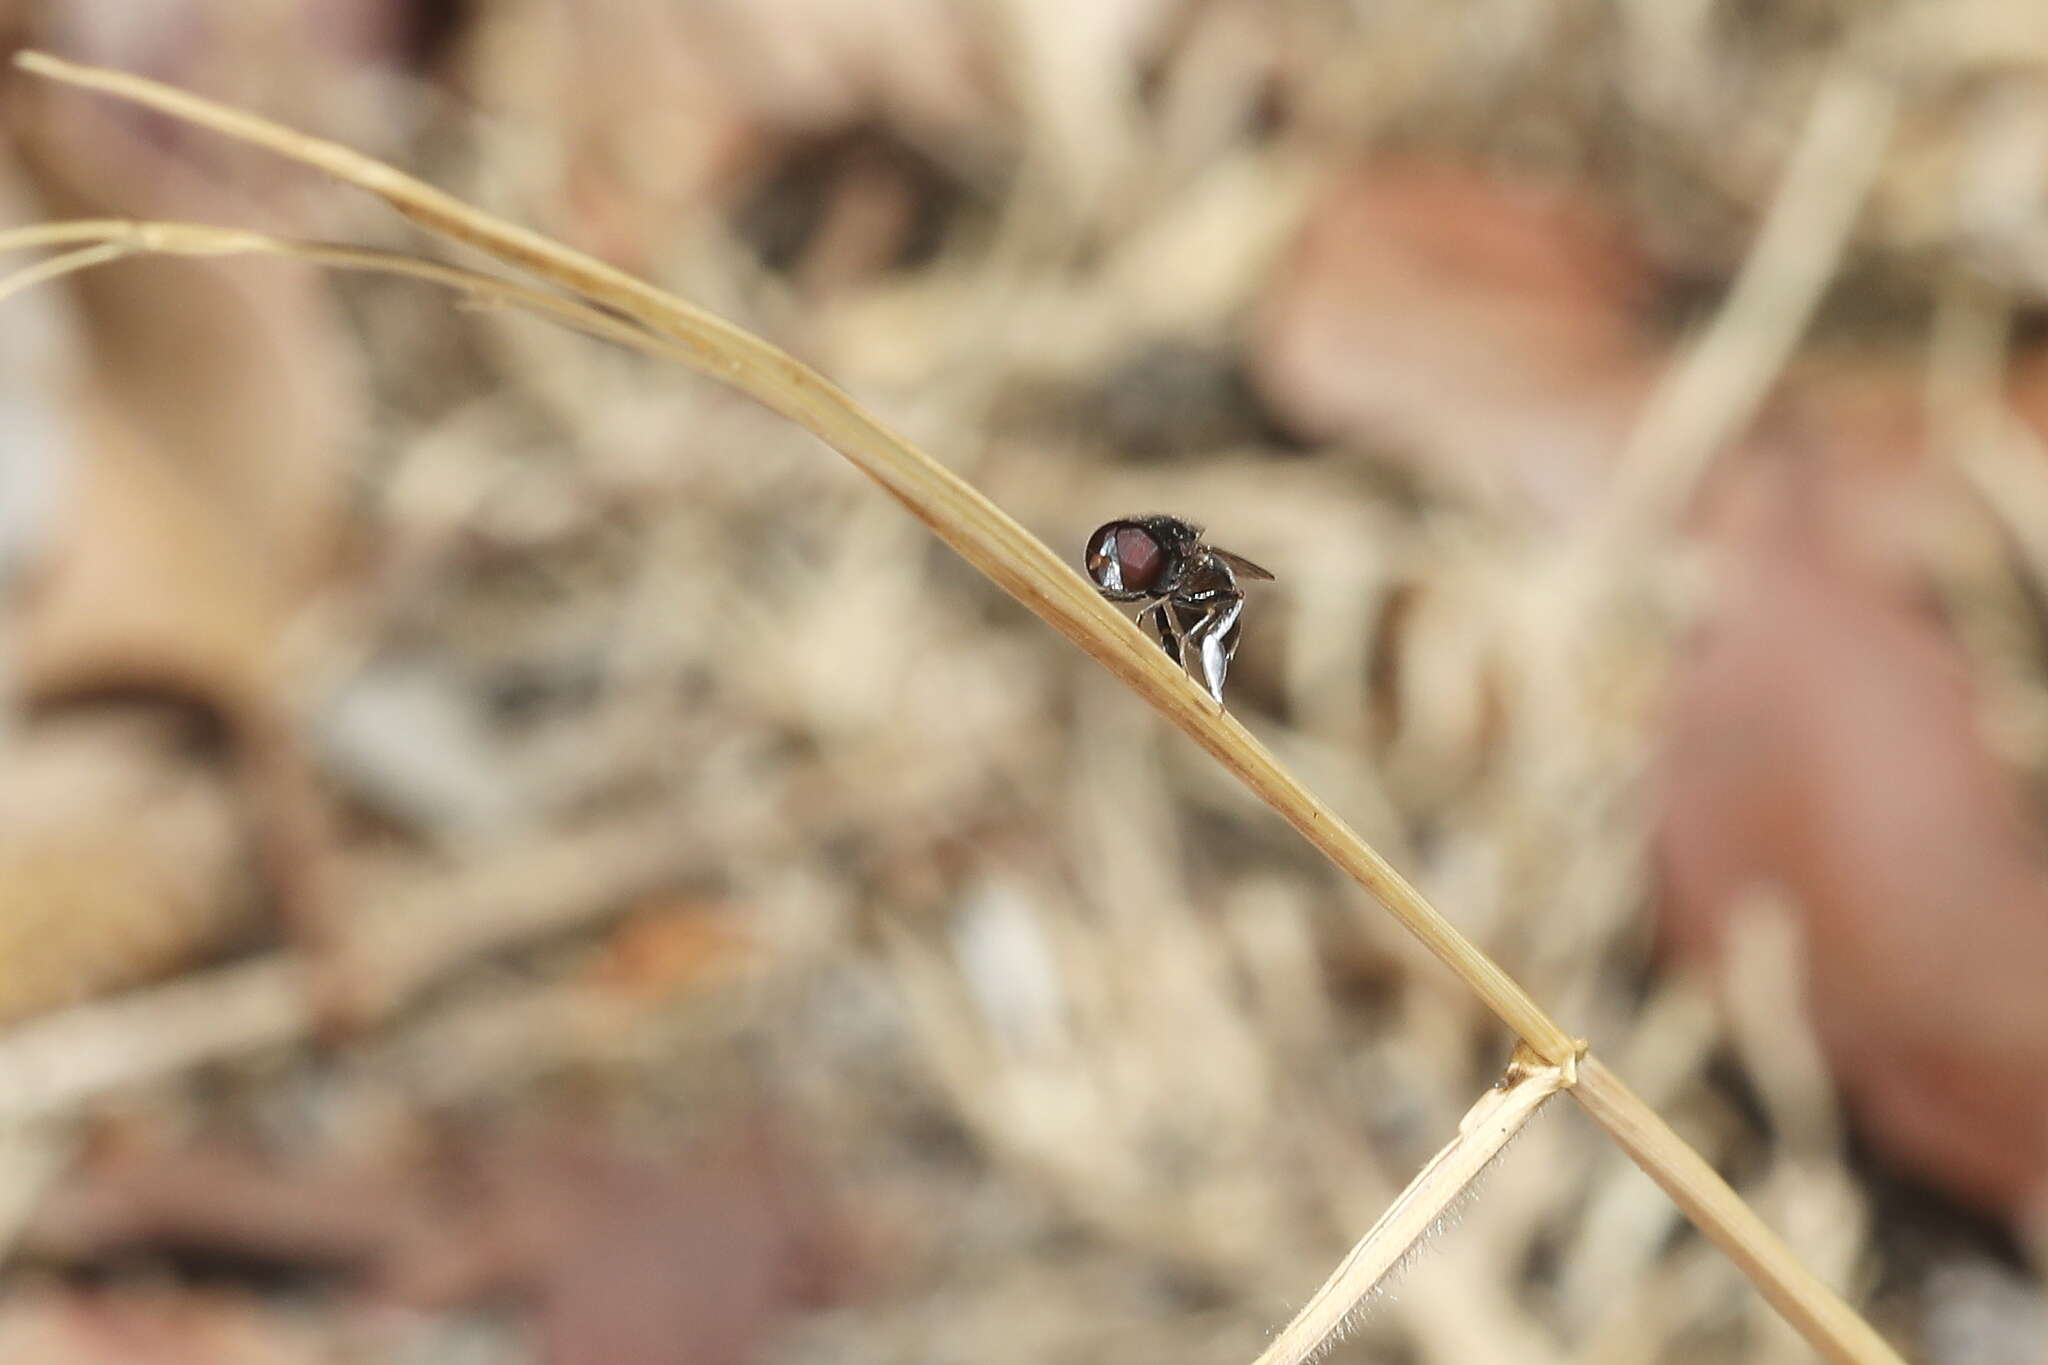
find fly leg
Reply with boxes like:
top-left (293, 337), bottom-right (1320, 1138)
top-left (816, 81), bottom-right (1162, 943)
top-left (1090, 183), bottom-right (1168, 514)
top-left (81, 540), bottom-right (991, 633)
top-left (1184, 591), bottom-right (1244, 703)
top-left (1138, 599), bottom-right (1189, 669)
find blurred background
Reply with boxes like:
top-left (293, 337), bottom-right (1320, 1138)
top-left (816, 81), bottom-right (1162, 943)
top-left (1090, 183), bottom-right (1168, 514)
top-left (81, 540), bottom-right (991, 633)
top-left (0, 1), bottom-right (2045, 1361)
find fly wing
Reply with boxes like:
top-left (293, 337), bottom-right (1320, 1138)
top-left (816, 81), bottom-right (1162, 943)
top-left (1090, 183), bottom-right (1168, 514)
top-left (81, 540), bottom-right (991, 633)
top-left (1211, 547), bottom-right (1275, 582)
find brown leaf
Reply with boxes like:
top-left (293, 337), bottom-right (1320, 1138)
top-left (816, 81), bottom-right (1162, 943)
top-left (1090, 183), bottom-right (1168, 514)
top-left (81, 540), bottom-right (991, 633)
top-left (1251, 161), bottom-right (1659, 521)
top-left (7, 0), bottom-right (366, 705)
top-left (397, 1124), bottom-right (845, 1365)
top-left (27, 1136), bottom-right (400, 1271)
top-left (13, 396), bottom-right (282, 710)
top-left (1, 43), bottom-right (363, 1018)
top-left (1657, 521), bottom-right (2048, 1217)
top-left (12, 80), bottom-right (357, 615)
top-left (27, 1119), bottom-right (848, 1365)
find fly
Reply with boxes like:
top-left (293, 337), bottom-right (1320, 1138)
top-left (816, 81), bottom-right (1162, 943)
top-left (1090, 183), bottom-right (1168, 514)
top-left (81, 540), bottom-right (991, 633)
top-left (1084, 514), bottom-right (1273, 704)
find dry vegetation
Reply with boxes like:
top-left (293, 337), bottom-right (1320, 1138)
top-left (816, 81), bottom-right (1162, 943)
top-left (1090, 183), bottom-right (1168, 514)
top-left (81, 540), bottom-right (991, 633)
top-left (1, 2), bottom-right (2047, 1363)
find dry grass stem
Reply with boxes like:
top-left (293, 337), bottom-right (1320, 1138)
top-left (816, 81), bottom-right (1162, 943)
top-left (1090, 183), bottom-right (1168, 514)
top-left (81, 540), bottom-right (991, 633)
top-left (6, 50), bottom-right (1909, 1365)
top-left (0, 239), bottom-right (132, 306)
top-left (0, 220), bottom-right (799, 377)
top-left (1252, 1048), bottom-right (1571, 1365)
top-left (1573, 1059), bottom-right (1902, 1365)
top-left (13, 47), bottom-right (1577, 1069)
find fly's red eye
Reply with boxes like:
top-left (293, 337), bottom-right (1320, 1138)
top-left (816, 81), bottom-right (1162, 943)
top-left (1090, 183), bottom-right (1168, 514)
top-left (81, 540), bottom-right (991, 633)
top-left (1114, 526), bottom-right (1165, 589)
top-left (1088, 522), bottom-right (1166, 594)
top-left (1081, 517), bottom-right (1179, 597)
